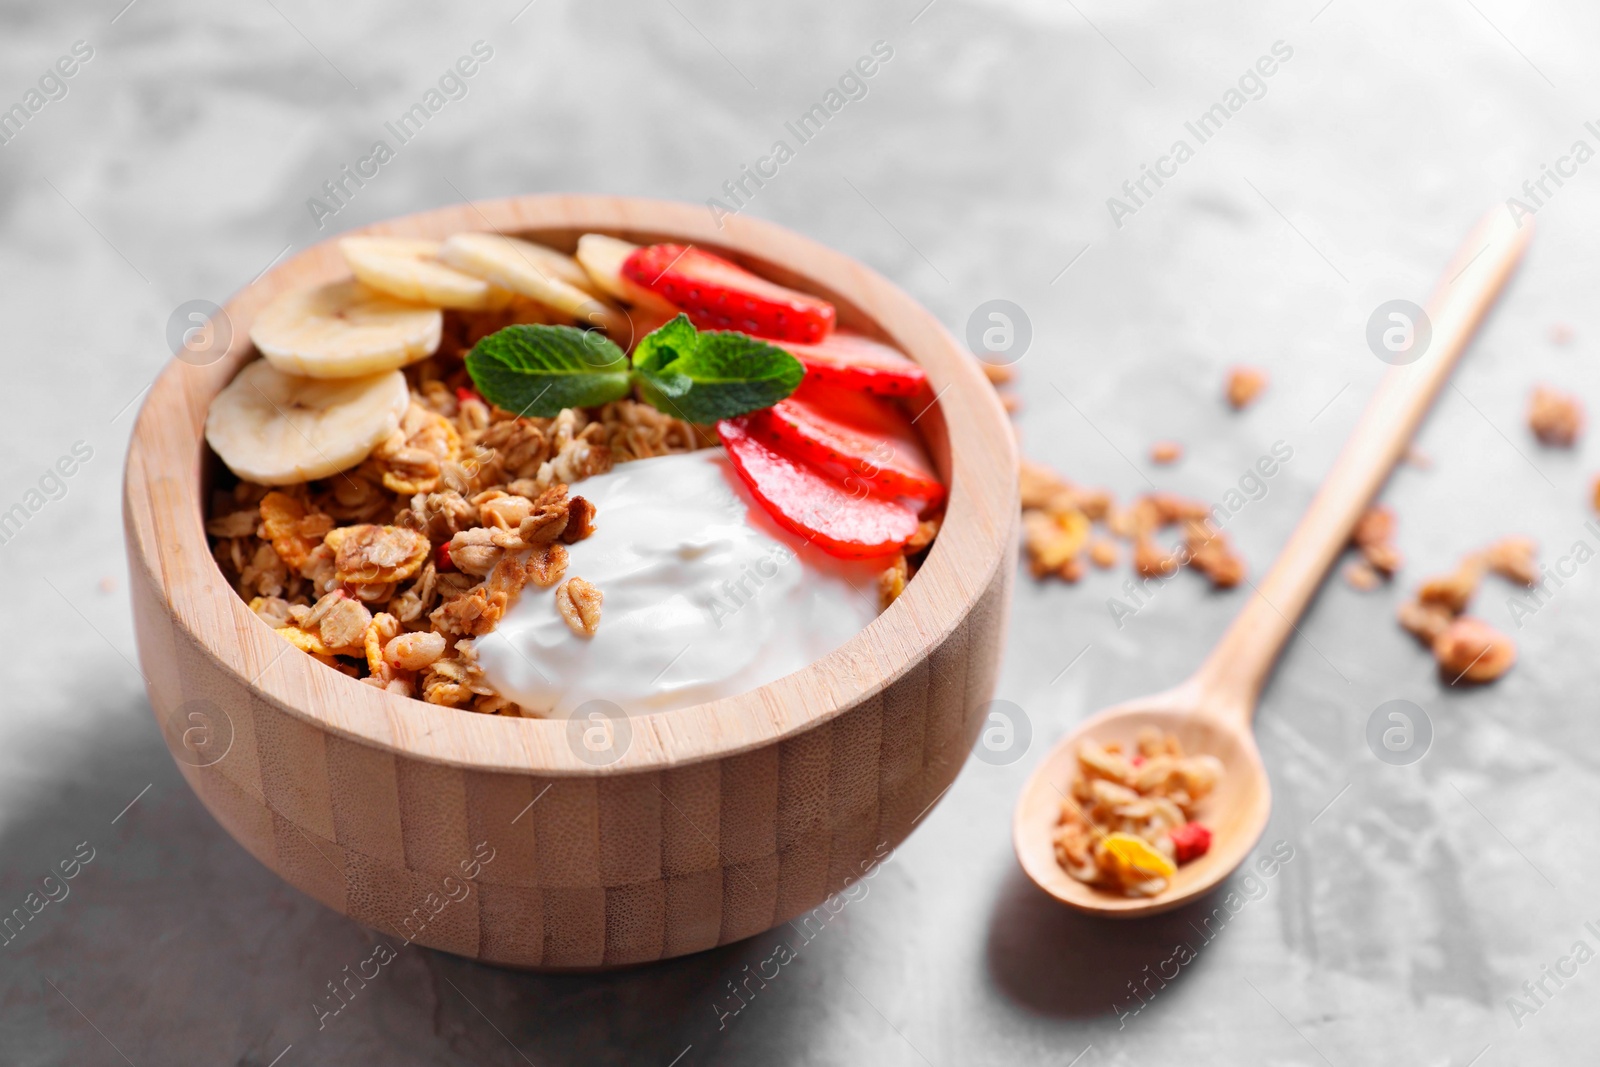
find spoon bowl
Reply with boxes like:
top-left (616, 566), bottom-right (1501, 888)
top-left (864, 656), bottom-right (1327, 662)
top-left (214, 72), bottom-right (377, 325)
top-left (1014, 688), bottom-right (1269, 917)
top-left (1013, 207), bottom-right (1531, 917)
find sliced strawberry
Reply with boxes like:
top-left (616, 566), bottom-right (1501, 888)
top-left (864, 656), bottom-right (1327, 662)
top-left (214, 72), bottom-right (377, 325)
top-left (779, 331), bottom-right (928, 397)
top-left (622, 244), bottom-right (836, 344)
top-left (1168, 822), bottom-right (1212, 865)
top-left (717, 417), bottom-right (917, 559)
top-left (756, 380), bottom-right (944, 505)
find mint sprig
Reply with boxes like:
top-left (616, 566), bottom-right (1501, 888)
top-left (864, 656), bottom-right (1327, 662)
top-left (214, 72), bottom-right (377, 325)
top-left (465, 315), bottom-right (804, 423)
top-left (463, 324), bottom-right (632, 415)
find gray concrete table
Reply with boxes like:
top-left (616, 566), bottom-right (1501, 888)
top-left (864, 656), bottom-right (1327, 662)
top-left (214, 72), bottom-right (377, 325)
top-left (3, 0), bottom-right (1597, 1062)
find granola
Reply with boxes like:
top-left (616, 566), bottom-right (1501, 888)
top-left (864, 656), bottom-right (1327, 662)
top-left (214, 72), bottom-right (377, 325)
top-left (207, 342), bottom-right (707, 716)
top-left (554, 577), bottom-right (603, 636)
top-left (1053, 728), bottom-right (1221, 897)
top-left (1346, 504), bottom-right (1402, 584)
top-left (1149, 441), bottom-right (1183, 466)
top-left (1018, 459), bottom-right (1245, 590)
top-left (1395, 536), bottom-right (1531, 684)
top-left (1225, 366), bottom-right (1268, 410)
top-left (1528, 385), bottom-right (1583, 447)
top-left (878, 554), bottom-right (909, 609)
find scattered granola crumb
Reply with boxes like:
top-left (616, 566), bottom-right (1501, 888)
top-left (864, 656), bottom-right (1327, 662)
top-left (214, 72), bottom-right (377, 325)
top-left (1343, 560), bottom-right (1380, 591)
top-left (1088, 539), bottom-right (1118, 569)
top-left (1351, 504), bottom-right (1401, 577)
top-left (1433, 616), bottom-right (1516, 684)
top-left (1483, 536), bottom-right (1538, 587)
top-left (1352, 505), bottom-right (1395, 548)
top-left (980, 362), bottom-right (1015, 386)
top-left (555, 577), bottom-right (602, 636)
top-left (1149, 441), bottom-right (1183, 465)
top-left (1024, 507), bottom-right (1090, 578)
top-left (1225, 366), bottom-right (1268, 410)
top-left (1417, 563), bottom-right (1482, 615)
top-left (1017, 457), bottom-right (1244, 589)
top-left (1402, 446), bottom-right (1433, 469)
top-left (1528, 386), bottom-right (1583, 447)
top-left (1000, 392), bottom-right (1023, 415)
top-left (1133, 536), bottom-right (1179, 579)
top-left (1398, 598), bottom-right (1453, 644)
top-left (1396, 538), bottom-right (1532, 684)
top-left (98, 576), bottom-right (117, 594)
top-left (1550, 323), bottom-right (1574, 346)
top-left (1184, 519), bottom-right (1245, 588)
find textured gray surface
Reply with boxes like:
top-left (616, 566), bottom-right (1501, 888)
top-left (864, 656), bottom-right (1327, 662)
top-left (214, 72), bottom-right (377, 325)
top-left (2, 0), bottom-right (1598, 1063)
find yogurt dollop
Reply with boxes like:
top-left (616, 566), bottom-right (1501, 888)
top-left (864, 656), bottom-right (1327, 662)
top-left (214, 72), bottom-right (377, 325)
top-left (474, 449), bottom-right (885, 716)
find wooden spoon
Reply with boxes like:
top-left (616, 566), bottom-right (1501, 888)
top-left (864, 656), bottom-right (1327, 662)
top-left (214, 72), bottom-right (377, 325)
top-left (1014, 208), bottom-right (1532, 916)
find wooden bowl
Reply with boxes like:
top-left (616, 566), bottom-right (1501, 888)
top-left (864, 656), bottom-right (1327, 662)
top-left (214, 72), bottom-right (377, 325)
top-left (123, 195), bottom-right (1017, 969)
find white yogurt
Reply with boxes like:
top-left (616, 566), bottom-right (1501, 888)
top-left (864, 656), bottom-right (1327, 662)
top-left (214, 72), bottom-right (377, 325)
top-left (474, 449), bottom-right (885, 716)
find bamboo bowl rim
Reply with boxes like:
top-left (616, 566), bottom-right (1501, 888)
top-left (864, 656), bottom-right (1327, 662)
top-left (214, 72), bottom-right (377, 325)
top-left (123, 195), bottom-right (1017, 776)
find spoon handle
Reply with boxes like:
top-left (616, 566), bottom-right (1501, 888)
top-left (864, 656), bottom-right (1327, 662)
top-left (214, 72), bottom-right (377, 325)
top-left (1190, 208), bottom-right (1533, 718)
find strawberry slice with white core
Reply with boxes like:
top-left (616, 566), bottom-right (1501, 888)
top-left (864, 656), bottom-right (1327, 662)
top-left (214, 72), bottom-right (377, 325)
top-left (716, 418), bottom-right (918, 560)
top-left (757, 380), bottom-right (944, 505)
top-left (778, 331), bottom-right (928, 397)
top-left (622, 244), bottom-right (836, 344)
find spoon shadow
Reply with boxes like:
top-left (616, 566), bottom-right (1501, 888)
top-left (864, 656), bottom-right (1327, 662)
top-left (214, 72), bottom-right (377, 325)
top-left (983, 862), bottom-right (1247, 1021)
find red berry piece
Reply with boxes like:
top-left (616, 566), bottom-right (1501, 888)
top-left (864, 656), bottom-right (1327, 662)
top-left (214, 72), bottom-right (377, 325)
top-left (716, 417), bottom-right (918, 559)
top-left (779, 331), bottom-right (928, 396)
top-left (622, 244), bottom-right (836, 343)
top-left (1168, 822), bottom-right (1212, 865)
top-left (756, 380), bottom-right (944, 505)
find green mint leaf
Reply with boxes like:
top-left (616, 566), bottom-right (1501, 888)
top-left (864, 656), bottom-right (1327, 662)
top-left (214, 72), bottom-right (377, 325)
top-left (634, 365), bottom-right (693, 402)
top-left (631, 313), bottom-right (698, 374)
top-left (640, 328), bottom-right (805, 424)
top-left (466, 324), bottom-right (631, 417)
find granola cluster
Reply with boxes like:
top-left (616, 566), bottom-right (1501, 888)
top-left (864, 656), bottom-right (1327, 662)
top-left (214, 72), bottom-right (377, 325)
top-left (1019, 461), bottom-right (1245, 588)
top-left (1343, 504), bottom-right (1403, 591)
top-left (1053, 728), bottom-right (1222, 897)
top-left (875, 516), bottom-right (941, 611)
top-left (1225, 365), bottom-right (1269, 410)
top-left (1397, 536), bottom-right (1532, 684)
top-left (1528, 385), bottom-right (1583, 447)
top-left (207, 336), bottom-right (708, 716)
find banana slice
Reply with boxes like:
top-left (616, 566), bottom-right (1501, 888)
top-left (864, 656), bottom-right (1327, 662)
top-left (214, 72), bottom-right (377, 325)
top-left (575, 234), bottom-right (680, 315)
top-left (205, 359), bottom-right (409, 486)
top-left (340, 236), bottom-right (514, 310)
top-left (251, 279), bottom-right (442, 379)
top-left (439, 233), bottom-right (629, 337)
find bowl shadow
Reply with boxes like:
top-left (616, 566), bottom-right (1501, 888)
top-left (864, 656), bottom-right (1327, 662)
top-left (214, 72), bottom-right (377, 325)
top-left (0, 691), bottom-right (860, 1065)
